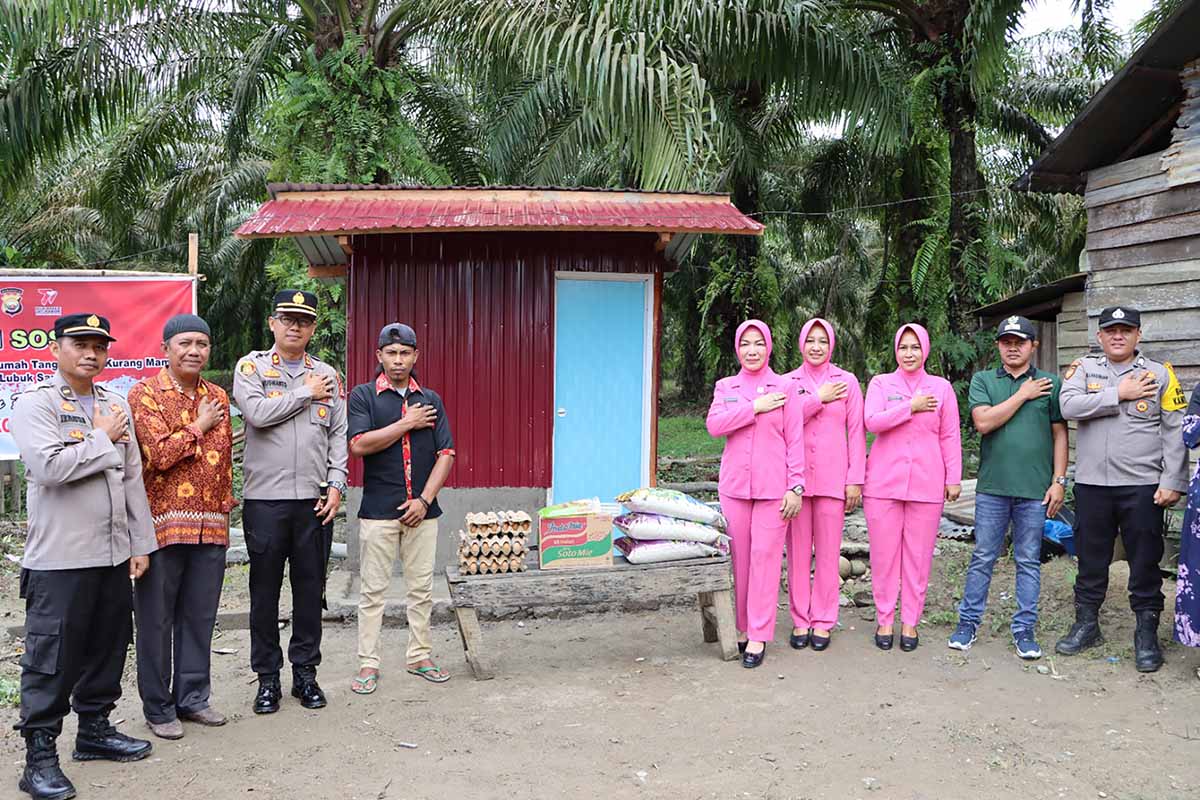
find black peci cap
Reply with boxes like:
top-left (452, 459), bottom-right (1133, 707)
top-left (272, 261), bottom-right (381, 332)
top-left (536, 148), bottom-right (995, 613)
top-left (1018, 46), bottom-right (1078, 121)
top-left (55, 313), bottom-right (117, 342)
top-left (1098, 306), bottom-right (1141, 329)
top-left (273, 289), bottom-right (318, 318)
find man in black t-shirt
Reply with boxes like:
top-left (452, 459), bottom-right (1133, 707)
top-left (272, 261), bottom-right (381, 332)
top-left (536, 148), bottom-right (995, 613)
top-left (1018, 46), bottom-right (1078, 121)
top-left (347, 323), bottom-right (455, 692)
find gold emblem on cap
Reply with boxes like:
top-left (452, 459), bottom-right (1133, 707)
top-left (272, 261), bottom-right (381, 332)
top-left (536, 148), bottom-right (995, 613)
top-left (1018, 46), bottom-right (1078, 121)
top-left (292, 292), bottom-right (305, 304)
top-left (86, 314), bottom-right (100, 327)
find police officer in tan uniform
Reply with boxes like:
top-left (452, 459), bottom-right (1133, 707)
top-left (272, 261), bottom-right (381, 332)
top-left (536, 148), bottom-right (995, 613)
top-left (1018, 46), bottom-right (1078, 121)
top-left (11, 314), bottom-right (158, 800)
top-left (1056, 306), bottom-right (1189, 672)
top-left (233, 291), bottom-right (348, 714)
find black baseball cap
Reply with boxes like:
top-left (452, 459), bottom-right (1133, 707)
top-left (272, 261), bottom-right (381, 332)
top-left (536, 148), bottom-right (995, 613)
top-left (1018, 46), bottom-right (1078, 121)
top-left (55, 313), bottom-right (117, 342)
top-left (273, 289), bottom-right (318, 318)
top-left (378, 322), bottom-right (417, 349)
top-left (1098, 306), bottom-right (1141, 328)
top-left (995, 315), bottom-right (1036, 341)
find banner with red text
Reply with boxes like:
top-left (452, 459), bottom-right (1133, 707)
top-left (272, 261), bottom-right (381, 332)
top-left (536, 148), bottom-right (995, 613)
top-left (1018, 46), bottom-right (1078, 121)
top-left (0, 274), bottom-right (196, 454)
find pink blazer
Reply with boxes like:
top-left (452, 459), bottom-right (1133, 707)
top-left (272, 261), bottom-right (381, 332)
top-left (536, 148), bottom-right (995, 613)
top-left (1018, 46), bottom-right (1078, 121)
top-left (706, 374), bottom-right (806, 500)
top-left (863, 371), bottom-right (962, 502)
top-left (784, 366), bottom-right (866, 500)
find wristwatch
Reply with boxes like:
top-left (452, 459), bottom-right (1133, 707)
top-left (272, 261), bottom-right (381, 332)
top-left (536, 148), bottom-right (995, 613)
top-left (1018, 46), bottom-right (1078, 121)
top-left (1054, 476), bottom-right (1068, 488)
top-left (790, 485), bottom-right (804, 496)
top-left (327, 480), bottom-right (348, 494)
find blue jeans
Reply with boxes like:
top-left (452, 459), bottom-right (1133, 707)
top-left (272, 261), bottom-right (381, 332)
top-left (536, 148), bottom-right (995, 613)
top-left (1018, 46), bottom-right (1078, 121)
top-left (957, 492), bottom-right (1046, 633)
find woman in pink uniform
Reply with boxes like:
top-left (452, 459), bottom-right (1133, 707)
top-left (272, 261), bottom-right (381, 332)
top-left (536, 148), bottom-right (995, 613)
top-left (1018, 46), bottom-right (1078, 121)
top-left (707, 320), bottom-right (806, 668)
top-left (785, 318), bottom-right (865, 652)
top-left (863, 323), bottom-right (961, 652)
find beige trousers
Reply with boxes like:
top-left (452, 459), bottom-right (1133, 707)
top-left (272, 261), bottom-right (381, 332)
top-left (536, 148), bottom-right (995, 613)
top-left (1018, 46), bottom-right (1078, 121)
top-left (357, 517), bottom-right (438, 668)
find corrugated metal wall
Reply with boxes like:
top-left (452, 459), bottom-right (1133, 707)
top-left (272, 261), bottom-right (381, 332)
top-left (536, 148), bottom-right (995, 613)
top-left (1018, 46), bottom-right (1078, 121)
top-left (347, 231), bottom-right (665, 488)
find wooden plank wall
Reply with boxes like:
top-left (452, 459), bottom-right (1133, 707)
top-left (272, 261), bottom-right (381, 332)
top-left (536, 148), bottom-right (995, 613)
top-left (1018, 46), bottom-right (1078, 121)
top-left (1085, 149), bottom-right (1200, 390)
top-left (1056, 293), bottom-right (1088, 463)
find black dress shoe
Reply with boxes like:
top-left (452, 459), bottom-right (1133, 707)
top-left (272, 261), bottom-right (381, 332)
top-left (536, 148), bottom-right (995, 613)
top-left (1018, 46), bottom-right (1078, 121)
top-left (72, 715), bottom-right (152, 763)
top-left (738, 641), bottom-right (748, 654)
top-left (291, 667), bottom-right (327, 709)
top-left (741, 645), bottom-right (766, 668)
top-left (20, 731), bottom-right (76, 800)
top-left (254, 675), bottom-right (282, 715)
top-left (900, 634), bottom-right (920, 652)
top-left (789, 631), bottom-right (810, 650)
top-left (874, 630), bottom-right (894, 651)
top-left (810, 632), bottom-right (831, 652)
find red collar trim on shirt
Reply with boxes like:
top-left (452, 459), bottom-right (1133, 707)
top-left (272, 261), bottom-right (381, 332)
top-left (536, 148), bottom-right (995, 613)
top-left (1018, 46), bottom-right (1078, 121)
top-left (375, 372), bottom-right (422, 395)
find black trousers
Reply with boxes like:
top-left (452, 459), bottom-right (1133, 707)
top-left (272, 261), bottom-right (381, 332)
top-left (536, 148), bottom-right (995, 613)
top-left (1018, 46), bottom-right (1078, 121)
top-left (1073, 483), bottom-right (1165, 613)
top-left (16, 565), bottom-right (132, 737)
top-left (133, 544), bottom-right (226, 723)
top-left (243, 499), bottom-right (324, 676)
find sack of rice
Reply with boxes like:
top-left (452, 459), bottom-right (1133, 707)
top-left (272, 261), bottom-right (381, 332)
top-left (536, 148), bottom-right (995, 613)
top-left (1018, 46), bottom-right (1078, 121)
top-left (616, 487), bottom-right (727, 530)
top-left (613, 513), bottom-right (725, 545)
top-left (614, 537), bottom-right (727, 565)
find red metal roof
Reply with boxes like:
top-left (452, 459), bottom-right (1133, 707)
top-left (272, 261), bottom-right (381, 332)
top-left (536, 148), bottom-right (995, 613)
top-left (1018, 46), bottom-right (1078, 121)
top-left (234, 187), bottom-right (763, 238)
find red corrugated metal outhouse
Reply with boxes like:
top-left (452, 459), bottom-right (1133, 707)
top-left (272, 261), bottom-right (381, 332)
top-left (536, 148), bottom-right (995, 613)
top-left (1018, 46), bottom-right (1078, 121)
top-left (236, 185), bottom-right (761, 570)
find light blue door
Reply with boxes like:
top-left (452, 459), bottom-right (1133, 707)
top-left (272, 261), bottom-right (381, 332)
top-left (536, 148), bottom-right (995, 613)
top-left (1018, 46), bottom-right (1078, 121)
top-left (552, 277), bottom-right (648, 504)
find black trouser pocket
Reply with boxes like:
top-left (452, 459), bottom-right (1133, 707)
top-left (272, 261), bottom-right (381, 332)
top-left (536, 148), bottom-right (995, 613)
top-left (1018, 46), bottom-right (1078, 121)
top-left (20, 613), bottom-right (62, 676)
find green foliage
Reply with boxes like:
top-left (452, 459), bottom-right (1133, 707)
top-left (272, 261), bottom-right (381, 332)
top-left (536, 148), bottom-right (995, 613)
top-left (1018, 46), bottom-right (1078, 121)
top-left (266, 40), bottom-right (450, 186)
top-left (0, 677), bottom-right (18, 708)
top-left (264, 252), bottom-right (347, 369)
top-left (657, 416), bottom-right (724, 459)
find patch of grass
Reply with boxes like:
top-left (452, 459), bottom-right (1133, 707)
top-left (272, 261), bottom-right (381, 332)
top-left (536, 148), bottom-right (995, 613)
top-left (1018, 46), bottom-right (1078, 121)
top-left (0, 676), bottom-right (19, 708)
top-left (657, 415), bottom-right (723, 459)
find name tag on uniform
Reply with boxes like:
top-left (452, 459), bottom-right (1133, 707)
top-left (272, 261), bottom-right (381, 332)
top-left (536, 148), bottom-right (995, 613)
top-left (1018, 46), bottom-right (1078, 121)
top-left (887, 394), bottom-right (903, 401)
top-left (723, 396), bottom-right (739, 404)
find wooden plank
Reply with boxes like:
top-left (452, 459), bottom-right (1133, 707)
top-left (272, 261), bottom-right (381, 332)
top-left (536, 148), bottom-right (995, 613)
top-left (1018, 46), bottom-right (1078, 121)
top-left (709, 589), bottom-right (739, 661)
top-left (698, 591), bottom-right (718, 643)
top-left (1085, 172), bottom-right (1170, 209)
top-left (1087, 234), bottom-right (1200, 270)
top-left (454, 607), bottom-right (494, 681)
top-left (1088, 259), bottom-right (1200, 288)
top-left (1087, 184), bottom-right (1200, 232)
top-left (1086, 152), bottom-right (1166, 192)
top-left (1060, 292), bottom-right (1088, 313)
top-left (1087, 280), bottom-right (1200, 313)
top-left (448, 556), bottom-right (733, 608)
top-left (1086, 210), bottom-right (1200, 251)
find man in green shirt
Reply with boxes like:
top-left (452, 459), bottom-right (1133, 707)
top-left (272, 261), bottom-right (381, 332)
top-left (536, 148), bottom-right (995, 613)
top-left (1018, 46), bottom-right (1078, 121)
top-left (948, 316), bottom-right (1068, 659)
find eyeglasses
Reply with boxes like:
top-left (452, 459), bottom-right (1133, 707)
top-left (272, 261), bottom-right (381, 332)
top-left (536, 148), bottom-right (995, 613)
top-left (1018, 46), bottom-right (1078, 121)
top-left (275, 315), bottom-right (316, 330)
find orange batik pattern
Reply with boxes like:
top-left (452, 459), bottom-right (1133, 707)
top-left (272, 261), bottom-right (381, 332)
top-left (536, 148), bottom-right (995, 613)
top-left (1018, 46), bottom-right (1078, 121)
top-left (128, 369), bottom-right (236, 547)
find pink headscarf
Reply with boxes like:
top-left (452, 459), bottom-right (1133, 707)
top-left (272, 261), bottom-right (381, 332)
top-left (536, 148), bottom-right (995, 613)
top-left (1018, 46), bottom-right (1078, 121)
top-left (798, 317), bottom-right (835, 385)
top-left (735, 319), bottom-right (777, 391)
top-left (893, 322), bottom-right (931, 391)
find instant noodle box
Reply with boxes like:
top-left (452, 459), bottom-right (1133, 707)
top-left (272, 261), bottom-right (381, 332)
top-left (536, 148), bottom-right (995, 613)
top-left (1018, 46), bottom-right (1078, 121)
top-left (538, 501), bottom-right (614, 569)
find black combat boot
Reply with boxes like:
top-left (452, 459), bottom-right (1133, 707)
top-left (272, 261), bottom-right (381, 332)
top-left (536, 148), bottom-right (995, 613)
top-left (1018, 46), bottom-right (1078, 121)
top-left (253, 673), bottom-right (282, 714)
top-left (1055, 604), bottom-right (1104, 655)
top-left (291, 665), bottom-right (327, 709)
top-left (1134, 610), bottom-right (1164, 673)
top-left (19, 731), bottom-right (76, 800)
top-left (72, 714), bottom-right (152, 762)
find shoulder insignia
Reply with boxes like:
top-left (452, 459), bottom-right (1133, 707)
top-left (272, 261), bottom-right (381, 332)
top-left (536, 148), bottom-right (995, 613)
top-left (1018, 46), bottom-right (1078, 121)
top-left (58, 385), bottom-right (73, 398)
top-left (1064, 359), bottom-right (1080, 380)
top-left (239, 360), bottom-right (256, 376)
top-left (1163, 362), bottom-right (1187, 412)
top-left (270, 352), bottom-right (281, 366)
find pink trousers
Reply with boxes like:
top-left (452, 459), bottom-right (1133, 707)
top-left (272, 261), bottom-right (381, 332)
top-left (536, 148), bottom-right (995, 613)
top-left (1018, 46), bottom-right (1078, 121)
top-left (863, 497), bottom-right (943, 627)
top-left (787, 496), bottom-right (846, 631)
top-left (721, 494), bottom-right (788, 642)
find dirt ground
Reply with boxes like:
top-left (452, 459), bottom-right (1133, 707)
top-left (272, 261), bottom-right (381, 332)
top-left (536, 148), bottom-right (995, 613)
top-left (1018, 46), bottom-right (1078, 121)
top-left (1, 542), bottom-right (1199, 800)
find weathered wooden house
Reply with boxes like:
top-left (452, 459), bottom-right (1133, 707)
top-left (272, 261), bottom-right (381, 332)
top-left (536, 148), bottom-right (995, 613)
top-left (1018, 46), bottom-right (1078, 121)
top-left (1013, 0), bottom-right (1200, 390)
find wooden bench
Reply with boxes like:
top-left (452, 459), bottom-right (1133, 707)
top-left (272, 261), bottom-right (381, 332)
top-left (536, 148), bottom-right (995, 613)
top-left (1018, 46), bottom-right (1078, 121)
top-left (446, 553), bottom-right (738, 680)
